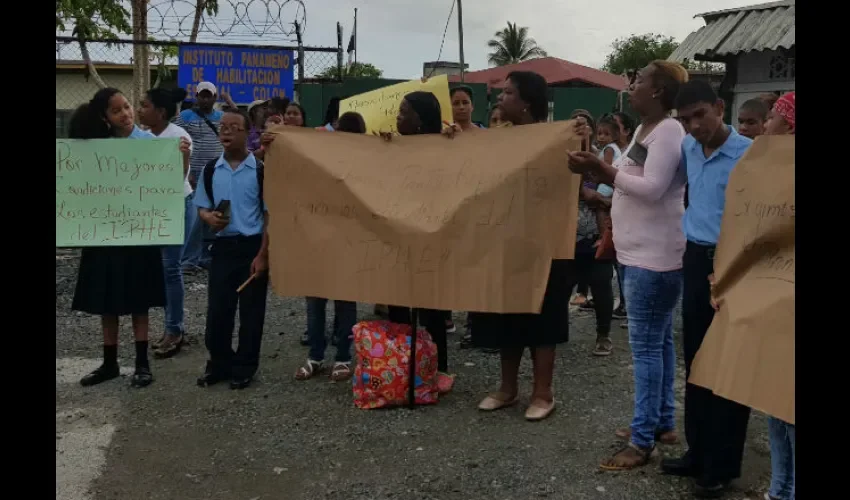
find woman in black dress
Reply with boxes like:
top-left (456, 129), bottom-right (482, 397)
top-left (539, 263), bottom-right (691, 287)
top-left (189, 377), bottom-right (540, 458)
top-left (475, 71), bottom-right (572, 421)
top-left (384, 91), bottom-right (453, 390)
top-left (68, 88), bottom-right (188, 388)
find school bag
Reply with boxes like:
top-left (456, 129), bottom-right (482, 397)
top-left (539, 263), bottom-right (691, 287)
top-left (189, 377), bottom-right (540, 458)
top-left (201, 157), bottom-right (265, 207)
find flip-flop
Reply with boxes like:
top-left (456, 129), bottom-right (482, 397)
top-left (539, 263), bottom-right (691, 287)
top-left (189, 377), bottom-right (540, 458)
top-left (525, 398), bottom-right (556, 421)
top-left (477, 392), bottom-right (518, 411)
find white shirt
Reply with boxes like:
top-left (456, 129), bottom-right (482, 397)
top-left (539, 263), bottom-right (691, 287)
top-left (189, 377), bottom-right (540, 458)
top-left (154, 123), bottom-right (194, 197)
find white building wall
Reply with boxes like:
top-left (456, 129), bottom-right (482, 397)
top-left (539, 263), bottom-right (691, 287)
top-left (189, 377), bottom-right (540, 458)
top-left (731, 50), bottom-right (795, 124)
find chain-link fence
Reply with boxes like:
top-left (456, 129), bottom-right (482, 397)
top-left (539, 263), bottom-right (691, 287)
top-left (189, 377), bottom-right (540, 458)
top-left (56, 36), bottom-right (342, 137)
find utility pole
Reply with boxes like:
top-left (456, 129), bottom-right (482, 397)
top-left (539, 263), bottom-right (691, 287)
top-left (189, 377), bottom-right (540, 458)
top-left (353, 8), bottom-right (358, 65)
top-left (457, 0), bottom-right (465, 81)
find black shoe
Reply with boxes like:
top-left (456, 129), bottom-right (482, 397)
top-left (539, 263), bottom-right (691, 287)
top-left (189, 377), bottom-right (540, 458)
top-left (481, 347), bottom-right (500, 354)
top-left (459, 333), bottom-right (474, 349)
top-left (661, 453), bottom-right (700, 477)
top-left (197, 366), bottom-right (229, 387)
top-left (612, 305), bottom-right (627, 319)
top-left (130, 367), bottom-right (153, 388)
top-left (230, 377), bottom-right (252, 390)
top-left (693, 479), bottom-right (731, 498)
top-left (80, 364), bottom-right (120, 387)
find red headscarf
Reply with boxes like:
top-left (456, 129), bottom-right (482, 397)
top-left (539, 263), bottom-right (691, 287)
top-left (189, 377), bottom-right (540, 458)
top-left (773, 92), bottom-right (795, 132)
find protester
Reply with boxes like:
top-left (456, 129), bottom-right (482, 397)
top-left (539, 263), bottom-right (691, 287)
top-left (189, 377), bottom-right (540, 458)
top-left (137, 87), bottom-right (195, 357)
top-left (603, 111), bottom-right (633, 322)
top-left (175, 81), bottom-right (224, 271)
top-left (247, 99), bottom-right (269, 152)
top-left (450, 86), bottom-right (480, 131)
top-left (194, 108), bottom-right (270, 390)
top-left (737, 98), bottom-right (769, 139)
top-left (284, 102), bottom-right (308, 127)
top-left (472, 71), bottom-right (571, 421)
top-left (295, 111), bottom-right (367, 382)
top-left (489, 103), bottom-right (507, 128)
top-left (380, 91), bottom-right (454, 391)
top-left (568, 110), bottom-right (596, 309)
top-left (69, 88), bottom-right (188, 388)
top-left (762, 91), bottom-right (795, 500)
top-left (569, 60), bottom-right (689, 468)
top-left (661, 80), bottom-right (753, 498)
top-left (318, 97), bottom-right (342, 131)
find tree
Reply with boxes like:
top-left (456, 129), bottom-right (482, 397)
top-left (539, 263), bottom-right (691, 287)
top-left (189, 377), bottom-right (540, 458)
top-left (602, 33), bottom-right (679, 76)
top-left (56, 0), bottom-right (132, 89)
top-left (318, 62), bottom-right (383, 80)
top-left (486, 22), bottom-right (548, 67)
top-left (190, 0), bottom-right (219, 42)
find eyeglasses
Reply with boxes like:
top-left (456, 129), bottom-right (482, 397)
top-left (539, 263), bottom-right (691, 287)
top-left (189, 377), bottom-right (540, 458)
top-left (219, 124), bottom-right (245, 134)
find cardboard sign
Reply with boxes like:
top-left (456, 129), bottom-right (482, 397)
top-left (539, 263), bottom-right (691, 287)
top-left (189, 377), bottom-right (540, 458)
top-left (689, 135), bottom-right (795, 424)
top-left (264, 122), bottom-right (582, 313)
top-left (56, 138), bottom-right (185, 247)
top-left (339, 75), bottom-right (453, 134)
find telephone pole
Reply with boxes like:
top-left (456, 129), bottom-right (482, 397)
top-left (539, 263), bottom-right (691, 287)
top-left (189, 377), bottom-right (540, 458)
top-left (457, 0), bottom-right (465, 81)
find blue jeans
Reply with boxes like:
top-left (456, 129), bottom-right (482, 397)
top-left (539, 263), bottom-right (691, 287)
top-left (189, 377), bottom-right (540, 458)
top-left (306, 297), bottom-right (357, 363)
top-left (181, 195), bottom-right (212, 268)
top-left (768, 416), bottom-right (795, 500)
top-left (161, 194), bottom-right (195, 335)
top-left (622, 265), bottom-right (683, 449)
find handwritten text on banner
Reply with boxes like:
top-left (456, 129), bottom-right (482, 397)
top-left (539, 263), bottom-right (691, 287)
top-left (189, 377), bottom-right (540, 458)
top-left (264, 122), bottom-right (581, 314)
top-left (339, 75), bottom-right (453, 135)
top-left (689, 135), bottom-right (795, 424)
top-left (56, 138), bottom-right (185, 247)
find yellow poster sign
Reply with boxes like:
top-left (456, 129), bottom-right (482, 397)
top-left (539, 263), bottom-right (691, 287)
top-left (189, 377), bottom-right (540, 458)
top-left (339, 75), bottom-right (453, 134)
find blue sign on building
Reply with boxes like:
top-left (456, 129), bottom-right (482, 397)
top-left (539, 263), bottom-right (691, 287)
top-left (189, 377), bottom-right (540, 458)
top-left (178, 45), bottom-right (295, 104)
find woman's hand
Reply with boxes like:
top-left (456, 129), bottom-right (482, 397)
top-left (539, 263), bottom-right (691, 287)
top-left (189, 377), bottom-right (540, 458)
top-left (568, 151), bottom-right (604, 175)
top-left (265, 115), bottom-right (283, 129)
top-left (178, 137), bottom-right (191, 155)
top-left (373, 131), bottom-right (394, 142)
top-left (441, 121), bottom-right (461, 139)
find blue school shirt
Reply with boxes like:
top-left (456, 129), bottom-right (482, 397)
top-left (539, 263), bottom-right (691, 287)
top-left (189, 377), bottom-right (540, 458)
top-left (681, 127), bottom-right (752, 245)
top-left (192, 152), bottom-right (266, 238)
top-left (129, 126), bottom-right (154, 139)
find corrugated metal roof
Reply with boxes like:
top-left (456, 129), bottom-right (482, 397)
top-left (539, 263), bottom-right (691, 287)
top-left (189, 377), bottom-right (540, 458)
top-left (668, 0), bottom-right (795, 63)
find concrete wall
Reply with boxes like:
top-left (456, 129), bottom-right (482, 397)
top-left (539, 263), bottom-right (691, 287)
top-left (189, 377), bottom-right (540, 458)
top-left (731, 50), bottom-right (795, 124)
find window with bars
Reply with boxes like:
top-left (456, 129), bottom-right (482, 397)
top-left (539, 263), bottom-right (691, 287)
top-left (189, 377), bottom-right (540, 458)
top-left (769, 53), bottom-right (796, 80)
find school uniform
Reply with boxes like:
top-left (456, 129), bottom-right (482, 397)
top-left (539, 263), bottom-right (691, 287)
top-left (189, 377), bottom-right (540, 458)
top-left (72, 126), bottom-right (166, 316)
top-left (193, 152), bottom-right (268, 387)
top-left (664, 127), bottom-right (753, 490)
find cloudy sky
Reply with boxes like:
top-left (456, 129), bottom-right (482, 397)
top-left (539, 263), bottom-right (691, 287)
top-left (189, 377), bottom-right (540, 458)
top-left (298, 0), bottom-right (751, 78)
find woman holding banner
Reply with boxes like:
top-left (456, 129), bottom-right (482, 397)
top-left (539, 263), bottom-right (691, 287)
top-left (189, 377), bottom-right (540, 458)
top-left (68, 88), bottom-right (189, 389)
top-left (473, 71), bottom-right (572, 422)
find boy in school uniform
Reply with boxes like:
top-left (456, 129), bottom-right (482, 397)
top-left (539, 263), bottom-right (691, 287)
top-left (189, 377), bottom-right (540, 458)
top-left (193, 108), bottom-right (270, 390)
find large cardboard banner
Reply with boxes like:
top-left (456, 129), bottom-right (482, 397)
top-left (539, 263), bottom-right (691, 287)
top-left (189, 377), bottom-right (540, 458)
top-left (56, 138), bottom-right (185, 247)
top-left (339, 75), bottom-right (453, 135)
top-left (689, 135), bottom-right (795, 424)
top-left (264, 122), bottom-right (581, 313)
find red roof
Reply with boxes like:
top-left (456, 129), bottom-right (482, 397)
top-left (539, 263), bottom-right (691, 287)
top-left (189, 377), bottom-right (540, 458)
top-left (449, 57), bottom-right (627, 91)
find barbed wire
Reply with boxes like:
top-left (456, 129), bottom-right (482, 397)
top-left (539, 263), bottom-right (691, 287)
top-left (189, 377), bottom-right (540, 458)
top-left (146, 0), bottom-right (307, 39)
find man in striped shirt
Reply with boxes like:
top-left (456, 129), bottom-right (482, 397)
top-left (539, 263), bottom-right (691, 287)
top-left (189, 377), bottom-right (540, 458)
top-left (175, 81), bottom-right (224, 269)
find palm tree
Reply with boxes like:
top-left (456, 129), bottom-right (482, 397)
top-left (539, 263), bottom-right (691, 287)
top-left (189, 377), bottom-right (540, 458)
top-left (487, 22), bottom-right (548, 66)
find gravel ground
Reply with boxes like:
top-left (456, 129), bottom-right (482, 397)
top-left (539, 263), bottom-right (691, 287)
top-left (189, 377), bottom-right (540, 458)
top-left (56, 249), bottom-right (772, 500)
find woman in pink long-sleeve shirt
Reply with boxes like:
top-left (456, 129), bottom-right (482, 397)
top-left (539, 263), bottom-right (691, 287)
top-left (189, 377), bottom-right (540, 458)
top-left (569, 60), bottom-right (689, 470)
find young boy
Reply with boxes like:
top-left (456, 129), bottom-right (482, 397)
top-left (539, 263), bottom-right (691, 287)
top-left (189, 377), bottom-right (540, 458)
top-left (663, 80), bottom-right (753, 498)
top-left (194, 108), bottom-right (270, 390)
top-left (736, 98), bottom-right (769, 140)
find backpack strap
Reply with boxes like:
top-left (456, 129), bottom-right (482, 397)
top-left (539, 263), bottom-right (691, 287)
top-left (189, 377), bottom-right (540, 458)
top-left (202, 158), bottom-right (218, 207)
top-left (255, 159), bottom-right (264, 204)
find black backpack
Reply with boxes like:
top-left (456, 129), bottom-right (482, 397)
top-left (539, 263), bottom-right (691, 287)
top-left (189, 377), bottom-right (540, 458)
top-left (201, 157), bottom-right (264, 207)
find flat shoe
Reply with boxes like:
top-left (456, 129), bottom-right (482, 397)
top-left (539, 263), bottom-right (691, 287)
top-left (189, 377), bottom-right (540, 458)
top-left (525, 399), bottom-right (556, 421)
top-left (477, 393), bottom-right (518, 411)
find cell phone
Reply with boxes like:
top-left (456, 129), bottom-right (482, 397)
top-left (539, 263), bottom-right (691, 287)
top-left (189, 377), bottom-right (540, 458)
top-left (214, 200), bottom-right (231, 219)
top-left (627, 142), bottom-right (649, 166)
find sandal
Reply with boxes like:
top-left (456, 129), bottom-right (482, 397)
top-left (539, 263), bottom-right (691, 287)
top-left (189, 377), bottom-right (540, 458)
top-left (614, 427), bottom-right (679, 445)
top-left (593, 337), bottom-right (613, 356)
top-left (459, 333), bottom-right (475, 349)
top-left (599, 442), bottom-right (656, 471)
top-left (580, 299), bottom-right (596, 310)
top-left (150, 334), bottom-right (168, 350)
top-left (295, 359), bottom-right (323, 380)
top-left (329, 362), bottom-right (352, 382)
top-left (130, 367), bottom-right (154, 388)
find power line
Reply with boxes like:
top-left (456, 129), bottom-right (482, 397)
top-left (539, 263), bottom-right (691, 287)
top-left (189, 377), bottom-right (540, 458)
top-left (426, 0), bottom-right (456, 79)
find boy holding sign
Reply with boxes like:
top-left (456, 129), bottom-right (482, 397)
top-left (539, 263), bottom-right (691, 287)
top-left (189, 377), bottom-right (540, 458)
top-left (193, 108), bottom-right (270, 390)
